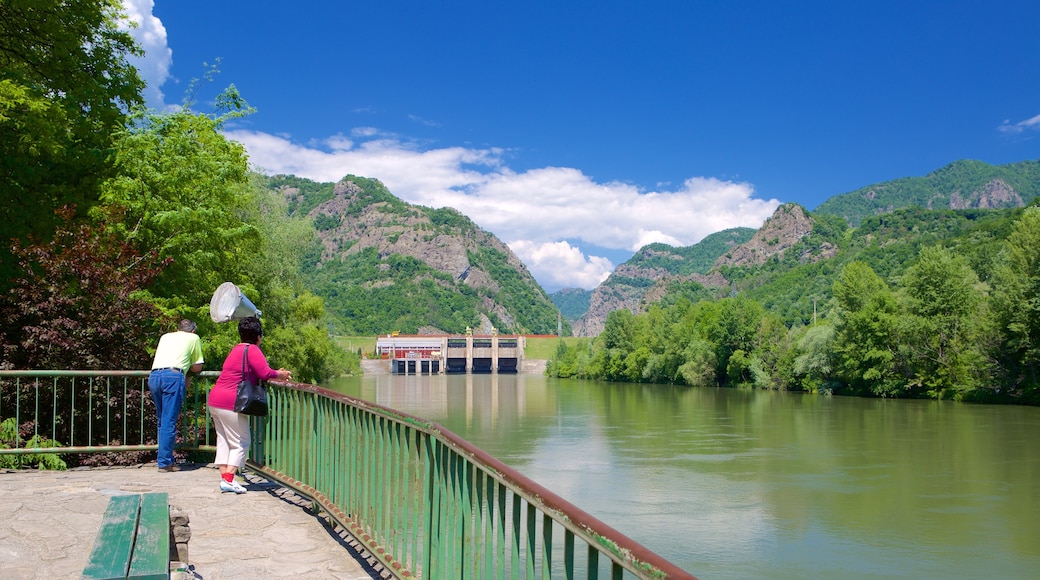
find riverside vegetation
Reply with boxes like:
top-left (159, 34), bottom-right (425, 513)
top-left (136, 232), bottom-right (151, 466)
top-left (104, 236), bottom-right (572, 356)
top-left (548, 202), bottom-right (1040, 403)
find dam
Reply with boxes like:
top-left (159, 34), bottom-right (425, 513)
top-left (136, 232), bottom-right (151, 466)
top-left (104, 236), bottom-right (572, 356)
top-left (374, 332), bottom-right (524, 374)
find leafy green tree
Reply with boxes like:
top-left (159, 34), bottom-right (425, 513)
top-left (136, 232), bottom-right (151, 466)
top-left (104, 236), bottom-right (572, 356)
top-left (752, 313), bottom-right (795, 389)
top-left (677, 339), bottom-right (717, 386)
top-left (96, 101), bottom-right (259, 317)
top-left (602, 309), bottom-right (637, 351)
top-left (244, 187), bottom-right (352, 382)
top-left (726, 349), bottom-right (753, 386)
top-left (899, 246), bottom-right (993, 397)
top-left (547, 339), bottom-right (594, 378)
top-left (0, 0), bottom-right (144, 284)
top-left (624, 346), bottom-right (653, 382)
top-left (991, 207), bottom-right (1040, 393)
top-left (831, 261), bottom-right (901, 396)
top-left (0, 418), bottom-right (66, 469)
top-left (707, 297), bottom-right (763, 385)
top-left (792, 323), bottom-right (836, 393)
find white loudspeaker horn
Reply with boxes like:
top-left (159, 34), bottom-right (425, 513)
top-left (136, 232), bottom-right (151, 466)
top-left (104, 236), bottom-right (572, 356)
top-left (209, 282), bottom-right (261, 323)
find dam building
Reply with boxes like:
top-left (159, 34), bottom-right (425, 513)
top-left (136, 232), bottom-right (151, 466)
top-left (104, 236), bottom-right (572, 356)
top-left (375, 333), bottom-right (525, 374)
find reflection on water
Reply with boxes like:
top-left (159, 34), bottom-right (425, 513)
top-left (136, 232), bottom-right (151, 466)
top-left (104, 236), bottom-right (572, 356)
top-left (327, 373), bottom-right (1040, 579)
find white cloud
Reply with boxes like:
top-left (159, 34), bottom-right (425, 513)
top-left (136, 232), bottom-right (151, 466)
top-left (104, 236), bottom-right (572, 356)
top-left (508, 240), bottom-right (614, 291)
top-left (226, 130), bottom-right (781, 290)
top-left (998, 113), bottom-right (1040, 134)
top-left (119, 0), bottom-right (173, 110)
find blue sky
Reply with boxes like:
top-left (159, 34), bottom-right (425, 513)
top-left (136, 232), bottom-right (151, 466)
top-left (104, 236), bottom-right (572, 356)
top-left (123, 1), bottom-right (1040, 292)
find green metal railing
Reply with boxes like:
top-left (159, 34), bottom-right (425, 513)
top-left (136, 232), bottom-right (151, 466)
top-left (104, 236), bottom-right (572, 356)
top-left (0, 370), bottom-right (695, 579)
top-left (0, 370), bottom-right (219, 456)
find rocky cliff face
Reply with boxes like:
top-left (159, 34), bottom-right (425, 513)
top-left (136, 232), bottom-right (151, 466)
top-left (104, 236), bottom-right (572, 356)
top-left (948, 178), bottom-right (1024, 209)
top-left (712, 203), bottom-right (821, 268)
top-left (282, 177), bottom-right (556, 335)
top-left (571, 262), bottom-right (661, 337)
top-left (308, 180), bottom-right (513, 274)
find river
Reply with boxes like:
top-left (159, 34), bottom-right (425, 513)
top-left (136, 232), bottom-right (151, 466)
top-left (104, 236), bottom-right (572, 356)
top-left (326, 372), bottom-right (1040, 579)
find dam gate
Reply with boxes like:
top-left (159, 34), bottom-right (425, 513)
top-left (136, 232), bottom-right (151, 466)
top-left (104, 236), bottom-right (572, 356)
top-left (375, 333), bottom-right (524, 374)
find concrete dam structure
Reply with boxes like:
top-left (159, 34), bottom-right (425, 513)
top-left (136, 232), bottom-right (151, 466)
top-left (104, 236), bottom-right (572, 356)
top-left (375, 333), bottom-right (525, 374)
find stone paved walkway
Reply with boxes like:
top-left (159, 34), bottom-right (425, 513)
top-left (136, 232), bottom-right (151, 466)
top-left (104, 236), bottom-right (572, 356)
top-left (0, 463), bottom-right (387, 579)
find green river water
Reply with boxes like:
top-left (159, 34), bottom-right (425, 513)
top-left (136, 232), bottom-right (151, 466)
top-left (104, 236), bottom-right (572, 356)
top-left (326, 372), bottom-right (1040, 579)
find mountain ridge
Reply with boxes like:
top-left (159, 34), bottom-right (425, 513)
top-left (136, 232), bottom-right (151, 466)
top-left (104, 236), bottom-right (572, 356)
top-left (265, 174), bottom-right (567, 336)
top-left (266, 157), bottom-right (1040, 338)
top-left (568, 158), bottom-right (1039, 336)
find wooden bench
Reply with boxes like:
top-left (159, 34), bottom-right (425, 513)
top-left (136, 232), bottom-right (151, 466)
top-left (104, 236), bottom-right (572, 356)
top-left (81, 492), bottom-right (170, 580)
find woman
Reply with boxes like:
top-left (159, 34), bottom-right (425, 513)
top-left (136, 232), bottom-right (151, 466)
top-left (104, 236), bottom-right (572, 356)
top-left (208, 316), bottom-right (291, 493)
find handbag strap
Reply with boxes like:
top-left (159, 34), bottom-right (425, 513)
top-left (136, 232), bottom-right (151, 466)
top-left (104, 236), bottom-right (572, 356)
top-left (240, 344), bottom-right (249, 379)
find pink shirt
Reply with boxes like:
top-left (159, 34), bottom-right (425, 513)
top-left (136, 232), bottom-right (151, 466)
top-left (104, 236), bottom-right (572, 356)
top-left (208, 343), bottom-right (280, 410)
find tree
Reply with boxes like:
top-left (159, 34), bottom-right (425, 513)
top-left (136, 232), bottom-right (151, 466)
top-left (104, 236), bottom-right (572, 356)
top-left (602, 309), bottom-right (637, 351)
top-left (899, 246), bottom-right (993, 397)
top-left (0, 208), bottom-right (166, 370)
top-left (991, 207), bottom-right (1040, 393)
top-left (96, 99), bottom-right (261, 319)
top-left (677, 339), bottom-right (717, 386)
top-left (707, 297), bottom-right (763, 385)
top-left (753, 313), bottom-right (795, 390)
top-left (831, 261), bottom-right (900, 396)
top-left (793, 323), bottom-right (835, 393)
top-left (0, 0), bottom-right (144, 283)
top-left (237, 185), bottom-right (351, 383)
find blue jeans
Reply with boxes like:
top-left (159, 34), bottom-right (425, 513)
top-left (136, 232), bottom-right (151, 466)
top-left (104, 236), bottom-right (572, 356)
top-left (148, 369), bottom-right (186, 468)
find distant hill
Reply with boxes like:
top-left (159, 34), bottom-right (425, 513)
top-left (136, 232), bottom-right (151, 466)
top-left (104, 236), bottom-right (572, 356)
top-left (264, 174), bottom-right (568, 336)
top-left (814, 159), bottom-right (1040, 226)
top-left (550, 288), bottom-right (592, 321)
top-left (573, 227), bottom-right (756, 336)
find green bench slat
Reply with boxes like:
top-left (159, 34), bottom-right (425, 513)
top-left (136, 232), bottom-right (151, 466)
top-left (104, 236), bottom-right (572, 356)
top-left (128, 492), bottom-right (169, 580)
top-left (82, 492), bottom-right (170, 580)
top-left (82, 494), bottom-right (142, 580)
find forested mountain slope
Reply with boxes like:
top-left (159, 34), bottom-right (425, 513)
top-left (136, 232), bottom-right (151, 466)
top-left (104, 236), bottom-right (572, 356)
top-left (814, 159), bottom-right (1040, 226)
top-left (262, 174), bottom-right (567, 336)
top-left (551, 288), bottom-right (592, 322)
top-left (572, 227), bottom-right (756, 336)
top-left (568, 159), bottom-right (1040, 335)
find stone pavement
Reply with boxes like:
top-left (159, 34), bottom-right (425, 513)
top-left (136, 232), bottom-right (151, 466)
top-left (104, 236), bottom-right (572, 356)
top-left (0, 463), bottom-right (387, 579)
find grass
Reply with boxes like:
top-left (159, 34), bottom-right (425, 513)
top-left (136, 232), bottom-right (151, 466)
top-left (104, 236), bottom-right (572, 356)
top-left (335, 336), bottom-right (377, 357)
top-left (524, 336), bottom-right (583, 359)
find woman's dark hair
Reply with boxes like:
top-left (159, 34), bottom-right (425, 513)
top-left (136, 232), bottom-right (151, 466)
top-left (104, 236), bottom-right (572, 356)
top-left (238, 316), bottom-right (263, 345)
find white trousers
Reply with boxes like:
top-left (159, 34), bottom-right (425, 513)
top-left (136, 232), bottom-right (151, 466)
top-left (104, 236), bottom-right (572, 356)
top-left (209, 406), bottom-right (250, 468)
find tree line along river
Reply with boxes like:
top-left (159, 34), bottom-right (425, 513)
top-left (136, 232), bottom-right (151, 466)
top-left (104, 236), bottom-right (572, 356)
top-left (327, 372), bottom-right (1040, 579)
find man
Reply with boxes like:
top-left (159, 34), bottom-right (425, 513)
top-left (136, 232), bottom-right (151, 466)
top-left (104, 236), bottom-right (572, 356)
top-left (148, 319), bottom-right (204, 472)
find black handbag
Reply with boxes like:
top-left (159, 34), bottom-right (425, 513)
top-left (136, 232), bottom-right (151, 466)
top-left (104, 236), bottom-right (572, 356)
top-left (234, 345), bottom-right (268, 416)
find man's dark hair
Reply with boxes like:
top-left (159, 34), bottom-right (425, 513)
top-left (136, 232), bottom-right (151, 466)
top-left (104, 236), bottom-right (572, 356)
top-left (178, 319), bottom-right (197, 333)
top-left (238, 316), bottom-right (263, 345)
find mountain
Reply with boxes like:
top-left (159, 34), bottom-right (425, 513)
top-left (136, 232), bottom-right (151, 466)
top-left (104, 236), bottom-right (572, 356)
top-left (814, 159), bottom-right (1040, 226)
top-left (572, 227), bottom-right (756, 336)
top-left (568, 158), bottom-right (1040, 336)
top-left (264, 174), bottom-right (568, 336)
top-left (550, 288), bottom-right (592, 322)
top-left (260, 157), bottom-right (1040, 340)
